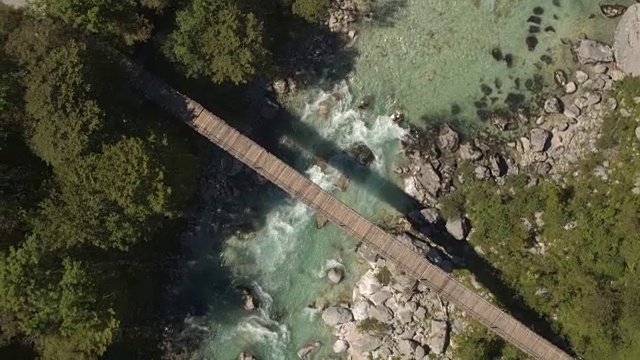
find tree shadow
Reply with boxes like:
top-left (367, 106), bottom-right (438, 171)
top-left (368, 0), bottom-right (409, 28)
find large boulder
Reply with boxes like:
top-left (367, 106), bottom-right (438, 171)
top-left (369, 304), bottom-right (394, 323)
top-left (350, 334), bottom-right (383, 353)
top-left (352, 300), bottom-right (371, 321)
top-left (322, 306), bottom-right (353, 326)
top-left (437, 124), bottom-right (460, 152)
top-left (327, 267), bottom-right (344, 284)
top-left (356, 270), bottom-right (382, 297)
top-left (398, 339), bottom-right (418, 355)
top-left (445, 216), bottom-right (470, 241)
top-left (332, 339), bottom-right (349, 354)
top-left (427, 320), bottom-right (449, 355)
top-left (614, 4), bottom-right (640, 76)
top-left (529, 128), bottom-right (552, 152)
top-left (573, 39), bottom-right (614, 64)
top-left (416, 162), bottom-right (442, 196)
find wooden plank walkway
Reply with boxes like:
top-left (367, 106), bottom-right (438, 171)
top-left (119, 58), bottom-right (573, 360)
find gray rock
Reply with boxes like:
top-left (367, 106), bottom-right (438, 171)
top-left (398, 339), bottom-right (418, 355)
top-left (356, 270), bottom-right (382, 296)
top-left (415, 306), bottom-right (427, 319)
top-left (636, 127), bottom-right (640, 143)
top-left (351, 334), bottom-right (383, 353)
top-left (601, 4), bottom-right (627, 18)
top-left (474, 165), bottom-right (491, 180)
top-left (594, 64), bottom-right (609, 74)
top-left (575, 70), bottom-right (589, 83)
top-left (398, 328), bottom-right (416, 340)
top-left (586, 92), bottom-right (603, 106)
top-left (556, 121), bottom-right (569, 132)
top-left (529, 128), bottom-right (552, 152)
top-left (297, 341), bottom-right (320, 359)
top-left (397, 308), bottom-right (413, 324)
top-left (406, 301), bottom-right (418, 312)
top-left (564, 81), bottom-right (577, 94)
top-left (563, 104), bottom-right (581, 120)
top-left (574, 39), bottom-right (614, 64)
top-left (352, 300), bottom-right (372, 321)
top-left (458, 142), bottom-right (483, 161)
top-left (488, 154), bottom-right (508, 178)
top-left (370, 304), bottom-right (394, 323)
top-left (322, 307), bottom-right (353, 326)
top-left (409, 207), bottom-right (441, 225)
top-left (445, 216), bottom-right (469, 241)
top-left (327, 267), bottom-right (344, 284)
top-left (415, 345), bottom-right (427, 359)
top-left (416, 162), bottom-right (442, 196)
top-left (614, 4), bottom-right (640, 76)
top-left (427, 320), bottom-right (449, 355)
top-left (544, 96), bottom-right (564, 113)
top-left (332, 340), bottom-right (349, 354)
top-left (437, 124), bottom-right (460, 152)
top-left (370, 290), bottom-right (393, 306)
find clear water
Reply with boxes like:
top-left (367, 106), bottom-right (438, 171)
top-left (193, 1), bottom-right (630, 359)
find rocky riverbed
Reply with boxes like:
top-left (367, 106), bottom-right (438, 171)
top-left (304, 4), bottom-right (640, 360)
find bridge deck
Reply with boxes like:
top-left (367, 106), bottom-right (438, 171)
top-left (120, 58), bottom-right (573, 360)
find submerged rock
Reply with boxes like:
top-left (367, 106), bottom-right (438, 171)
top-left (297, 341), bottom-right (320, 359)
top-left (600, 4), bottom-right (627, 18)
top-left (238, 352), bottom-right (256, 360)
top-left (554, 69), bottom-right (568, 86)
top-left (544, 96), bottom-right (564, 113)
top-left (345, 142), bottom-right (375, 167)
top-left (239, 287), bottom-right (259, 311)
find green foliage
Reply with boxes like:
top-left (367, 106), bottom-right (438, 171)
top-left (357, 318), bottom-right (389, 335)
top-left (291, 0), bottom-right (330, 23)
top-left (0, 7), bottom-right (201, 358)
top-left (453, 321), bottom-right (525, 360)
top-left (375, 266), bottom-right (393, 286)
top-left (32, 0), bottom-right (153, 45)
top-left (166, 0), bottom-right (271, 84)
top-left (0, 238), bottom-right (119, 357)
top-left (447, 77), bottom-right (640, 359)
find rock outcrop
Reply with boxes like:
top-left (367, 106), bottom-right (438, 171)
top-left (614, 4), bottom-right (640, 76)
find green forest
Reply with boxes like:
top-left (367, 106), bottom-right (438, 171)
top-left (0, 0), bottom-right (332, 358)
top-left (447, 77), bottom-right (640, 360)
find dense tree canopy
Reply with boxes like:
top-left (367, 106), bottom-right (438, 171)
top-left (31, 0), bottom-right (155, 45)
top-left (0, 5), bottom-right (200, 357)
top-left (165, 0), bottom-right (271, 84)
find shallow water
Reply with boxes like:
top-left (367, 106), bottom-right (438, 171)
top-left (194, 1), bottom-right (630, 359)
top-left (350, 0), bottom-right (630, 129)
